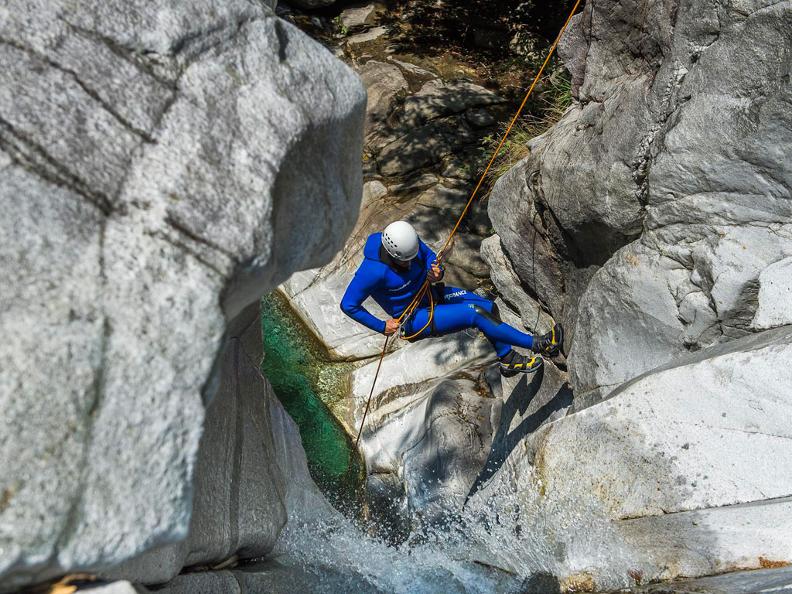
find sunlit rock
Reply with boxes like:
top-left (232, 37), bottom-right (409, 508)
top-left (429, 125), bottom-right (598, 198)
top-left (487, 0), bottom-right (792, 402)
top-left (469, 326), bottom-right (792, 589)
top-left (0, 0), bottom-right (365, 588)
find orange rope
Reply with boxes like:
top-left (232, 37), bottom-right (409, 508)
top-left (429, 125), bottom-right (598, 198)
top-left (354, 334), bottom-right (391, 448)
top-left (400, 281), bottom-right (434, 341)
top-left (437, 0), bottom-right (583, 262)
top-left (354, 0), bottom-right (583, 448)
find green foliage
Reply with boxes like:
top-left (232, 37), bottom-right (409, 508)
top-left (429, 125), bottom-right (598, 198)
top-left (333, 15), bottom-right (349, 37)
top-left (483, 68), bottom-right (573, 188)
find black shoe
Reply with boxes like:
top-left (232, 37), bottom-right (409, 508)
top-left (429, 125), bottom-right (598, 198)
top-left (533, 322), bottom-right (564, 357)
top-left (499, 350), bottom-right (543, 377)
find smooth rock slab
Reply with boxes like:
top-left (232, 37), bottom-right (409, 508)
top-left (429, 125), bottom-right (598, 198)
top-left (359, 364), bottom-right (499, 525)
top-left (350, 333), bottom-right (494, 418)
top-left (280, 269), bottom-right (395, 361)
top-left (752, 257), bottom-right (792, 330)
top-left (469, 326), bottom-right (792, 589)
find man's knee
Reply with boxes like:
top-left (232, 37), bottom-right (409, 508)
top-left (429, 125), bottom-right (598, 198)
top-left (472, 303), bottom-right (501, 325)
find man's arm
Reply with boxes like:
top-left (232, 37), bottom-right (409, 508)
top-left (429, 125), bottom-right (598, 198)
top-left (340, 266), bottom-right (387, 334)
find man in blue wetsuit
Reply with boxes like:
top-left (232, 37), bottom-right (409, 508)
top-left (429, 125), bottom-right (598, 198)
top-left (340, 220), bottom-right (563, 376)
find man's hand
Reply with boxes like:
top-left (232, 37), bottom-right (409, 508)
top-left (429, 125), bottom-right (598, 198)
top-left (427, 262), bottom-right (444, 283)
top-left (384, 318), bottom-right (400, 336)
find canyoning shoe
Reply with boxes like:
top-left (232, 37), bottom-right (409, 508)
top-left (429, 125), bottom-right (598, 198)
top-left (499, 350), bottom-right (543, 377)
top-left (533, 322), bottom-right (564, 357)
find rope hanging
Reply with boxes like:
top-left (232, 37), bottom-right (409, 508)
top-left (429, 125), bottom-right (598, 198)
top-left (354, 0), bottom-right (584, 448)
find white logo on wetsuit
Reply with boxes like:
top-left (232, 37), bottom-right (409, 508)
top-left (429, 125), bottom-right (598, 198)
top-left (446, 290), bottom-right (468, 299)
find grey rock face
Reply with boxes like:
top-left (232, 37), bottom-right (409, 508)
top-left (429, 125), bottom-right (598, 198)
top-left (182, 304), bottom-right (288, 572)
top-left (0, 0), bottom-right (365, 589)
top-left (356, 349), bottom-right (499, 527)
top-left (487, 0), bottom-right (792, 401)
top-left (480, 235), bottom-right (556, 334)
top-left (470, 326), bottom-right (792, 590)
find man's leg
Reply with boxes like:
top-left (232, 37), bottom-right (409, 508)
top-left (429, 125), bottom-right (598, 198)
top-left (404, 303), bottom-right (543, 375)
top-left (437, 287), bottom-right (532, 357)
top-left (410, 302), bottom-right (532, 354)
top-left (432, 286), bottom-right (564, 374)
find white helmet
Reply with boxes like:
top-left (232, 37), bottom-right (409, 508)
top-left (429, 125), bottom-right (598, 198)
top-left (382, 220), bottom-right (419, 262)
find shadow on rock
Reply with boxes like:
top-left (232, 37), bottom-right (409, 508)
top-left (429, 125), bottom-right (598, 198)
top-left (465, 367), bottom-right (573, 502)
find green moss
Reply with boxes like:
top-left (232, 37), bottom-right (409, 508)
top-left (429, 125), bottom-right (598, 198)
top-left (260, 292), bottom-right (363, 513)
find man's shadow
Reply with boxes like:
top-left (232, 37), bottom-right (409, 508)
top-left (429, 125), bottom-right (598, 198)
top-left (465, 366), bottom-right (573, 503)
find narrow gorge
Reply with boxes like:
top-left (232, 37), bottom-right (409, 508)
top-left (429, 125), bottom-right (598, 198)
top-left (1, 0), bottom-right (791, 593)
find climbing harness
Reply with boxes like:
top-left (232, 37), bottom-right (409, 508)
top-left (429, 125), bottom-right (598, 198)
top-left (354, 0), bottom-right (583, 448)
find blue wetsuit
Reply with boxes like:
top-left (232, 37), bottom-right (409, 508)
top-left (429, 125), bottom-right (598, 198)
top-left (340, 233), bottom-right (535, 357)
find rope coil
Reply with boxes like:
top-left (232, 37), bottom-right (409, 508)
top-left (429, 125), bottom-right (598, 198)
top-left (354, 0), bottom-right (583, 449)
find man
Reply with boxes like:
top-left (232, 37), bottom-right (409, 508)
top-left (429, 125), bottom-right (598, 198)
top-left (340, 221), bottom-right (563, 376)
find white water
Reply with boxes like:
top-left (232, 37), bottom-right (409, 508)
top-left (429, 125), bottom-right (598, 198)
top-left (272, 448), bottom-right (641, 594)
top-left (265, 309), bottom-right (642, 593)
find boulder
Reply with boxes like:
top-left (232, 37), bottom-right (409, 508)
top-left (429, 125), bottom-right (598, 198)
top-left (376, 117), bottom-right (478, 176)
top-left (0, 1), bottom-right (365, 589)
top-left (570, 225), bottom-right (792, 402)
top-left (401, 80), bottom-right (504, 127)
top-left (486, 0), bottom-right (792, 400)
top-left (468, 326), bottom-right (792, 590)
top-left (339, 4), bottom-right (378, 32)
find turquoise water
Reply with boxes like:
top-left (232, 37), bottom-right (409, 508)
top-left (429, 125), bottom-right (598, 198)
top-left (260, 292), bottom-right (364, 513)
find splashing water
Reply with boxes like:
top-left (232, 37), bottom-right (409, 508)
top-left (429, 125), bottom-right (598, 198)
top-left (260, 292), bottom-right (641, 592)
top-left (272, 460), bottom-right (641, 593)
